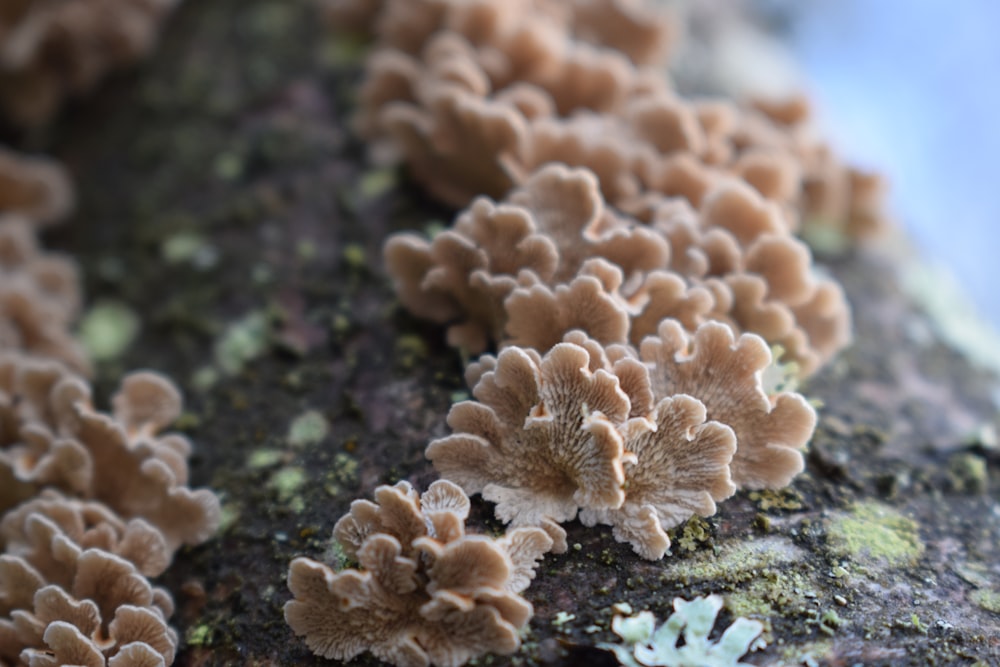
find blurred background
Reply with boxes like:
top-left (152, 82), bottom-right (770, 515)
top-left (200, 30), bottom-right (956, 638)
top-left (773, 0), bottom-right (1000, 330)
top-left (675, 0), bottom-right (1000, 330)
top-left (782, 0), bottom-right (1000, 331)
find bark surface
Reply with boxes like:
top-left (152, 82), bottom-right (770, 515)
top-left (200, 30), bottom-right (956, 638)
top-left (11, 0), bottom-right (999, 665)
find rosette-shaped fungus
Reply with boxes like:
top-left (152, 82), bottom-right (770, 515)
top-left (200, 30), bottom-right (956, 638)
top-left (345, 0), bottom-right (888, 233)
top-left (0, 546), bottom-right (176, 667)
top-left (427, 340), bottom-right (653, 551)
top-left (0, 358), bottom-right (220, 555)
top-left (285, 480), bottom-right (552, 667)
top-left (633, 320), bottom-right (816, 490)
top-left (0, 150), bottom-right (73, 226)
top-left (0, 220), bottom-right (87, 374)
top-left (579, 394), bottom-right (737, 560)
top-left (0, 0), bottom-right (182, 126)
top-left (385, 164), bottom-right (667, 353)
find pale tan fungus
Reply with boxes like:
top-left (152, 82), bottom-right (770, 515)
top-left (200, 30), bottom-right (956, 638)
top-left (384, 164), bottom-right (667, 353)
top-left (567, 0), bottom-right (675, 67)
top-left (503, 260), bottom-right (630, 352)
top-left (0, 219), bottom-right (87, 373)
top-left (286, 481), bottom-right (551, 667)
top-left (1, 491), bottom-right (170, 578)
top-left (0, 0), bottom-right (181, 126)
top-left (503, 164), bottom-right (669, 284)
top-left (0, 549), bottom-right (176, 667)
top-left (53, 374), bottom-right (220, 554)
top-left (427, 342), bottom-right (644, 551)
top-left (637, 320), bottom-right (816, 489)
top-left (382, 87), bottom-right (526, 206)
top-left (0, 151), bottom-right (73, 225)
top-left (580, 394), bottom-right (736, 559)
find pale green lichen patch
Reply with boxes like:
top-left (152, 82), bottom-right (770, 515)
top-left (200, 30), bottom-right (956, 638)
top-left (186, 623), bottom-right (214, 647)
top-left (661, 536), bottom-right (805, 585)
top-left (673, 517), bottom-right (711, 553)
top-left (217, 502), bottom-right (241, 534)
top-left (824, 501), bottom-right (924, 568)
top-left (946, 452), bottom-right (989, 493)
top-left (323, 452), bottom-right (358, 496)
top-left (161, 230), bottom-right (218, 268)
top-left (778, 639), bottom-right (834, 667)
top-left (78, 300), bottom-right (140, 362)
top-left (749, 488), bottom-right (804, 512)
top-left (724, 569), bottom-right (818, 622)
top-left (268, 466), bottom-right (306, 512)
top-left (215, 310), bottom-right (271, 374)
top-left (287, 410), bottom-right (330, 448)
top-left (969, 589), bottom-right (1000, 614)
top-left (394, 334), bottom-right (429, 370)
top-left (247, 448), bottom-right (284, 469)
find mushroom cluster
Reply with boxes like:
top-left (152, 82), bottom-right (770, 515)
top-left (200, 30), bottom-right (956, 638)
top-left (290, 1), bottom-right (887, 665)
top-left (0, 0), bottom-right (182, 126)
top-left (340, 0), bottom-right (887, 240)
top-left (285, 481), bottom-right (551, 667)
top-left (1, 148), bottom-right (221, 666)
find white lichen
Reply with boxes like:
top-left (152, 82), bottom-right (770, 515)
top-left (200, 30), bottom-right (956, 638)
top-left (601, 594), bottom-right (766, 667)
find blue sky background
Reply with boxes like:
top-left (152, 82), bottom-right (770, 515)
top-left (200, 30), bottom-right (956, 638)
top-left (774, 0), bottom-right (1000, 329)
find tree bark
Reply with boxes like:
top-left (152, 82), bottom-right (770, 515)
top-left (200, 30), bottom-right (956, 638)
top-left (22, 0), bottom-right (1000, 664)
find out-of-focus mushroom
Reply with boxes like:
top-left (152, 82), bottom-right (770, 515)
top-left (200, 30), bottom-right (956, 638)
top-left (0, 151), bottom-right (74, 226)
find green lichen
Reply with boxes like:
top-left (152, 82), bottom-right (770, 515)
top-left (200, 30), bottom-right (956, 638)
top-left (824, 501), bottom-right (924, 568)
top-left (749, 488), bottom-right (804, 512)
top-left (287, 410), bottom-right (330, 448)
top-left (323, 452), bottom-right (359, 496)
top-left (723, 569), bottom-right (818, 625)
top-left (217, 503), bottom-right (241, 534)
top-left (186, 624), bottom-right (214, 647)
top-left (268, 467), bottom-right (306, 512)
top-left (247, 448), bottom-right (284, 469)
top-left (78, 300), bottom-right (140, 362)
top-left (395, 334), bottom-right (429, 370)
top-left (761, 345), bottom-right (801, 393)
top-left (946, 453), bottom-right (989, 494)
top-left (902, 260), bottom-right (1000, 375)
top-left (214, 310), bottom-right (271, 375)
top-left (969, 589), bottom-right (1000, 614)
top-left (161, 231), bottom-right (218, 268)
top-left (661, 536), bottom-right (804, 585)
top-left (674, 517), bottom-right (711, 552)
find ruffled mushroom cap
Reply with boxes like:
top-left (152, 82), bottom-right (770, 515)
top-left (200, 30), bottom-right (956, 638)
top-left (580, 394), bottom-right (736, 559)
top-left (427, 341), bottom-right (644, 551)
top-left (1, 491), bottom-right (170, 578)
top-left (635, 320), bottom-right (816, 489)
top-left (286, 481), bottom-right (551, 666)
top-left (699, 181), bottom-right (789, 248)
top-left (0, 353), bottom-right (86, 508)
top-left (0, 219), bottom-right (87, 373)
top-left (567, 0), bottom-right (676, 67)
top-left (0, 550), bottom-right (176, 667)
top-left (0, 151), bottom-right (74, 225)
top-left (383, 87), bottom-right (526, 207)
top-left (52, 374), bottom-right (220, 554)
top-left (0, 363), bottom-right (218, 554)
top-left (503, 258), bottom-right (630, 352)
top-left (0, 0), bottom-right (181, 126)
top-left (385, 164), bottom-right (667, 353)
